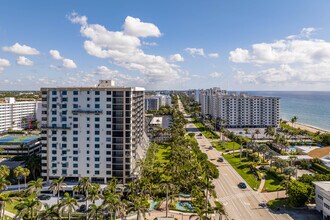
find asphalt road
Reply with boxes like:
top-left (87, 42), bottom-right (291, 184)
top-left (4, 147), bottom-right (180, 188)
top-left (178, 99), bottom-right (291, 220)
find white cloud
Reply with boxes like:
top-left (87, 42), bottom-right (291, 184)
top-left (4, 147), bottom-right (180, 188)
top-left (62, 59), bottom-right (77, 69)
top-left (208, 53), bottom-right (219, 58)
top-left (123, 16), bottom-right (161, 38)
top-left (68, 12), bottom-right (180, 84)
top-left (229, 48), bottom-right (250, 63)
top-left (16, 56), bottom-right (33, 66)
top-left (185, 48), bottom-right (205, 57)
top-left (0, 58), bottom-right (10, 73)
top-left (95, 66), bottom-right (146, 85)
top-left (169, 54), bottom-right (184, 62)
top-left (67, 12), bottom-right (88, 26)
top-left (142, 41), bottom-right (157, 46)
top-left (49, 49), bottom-right (77, 69)
top-left (230, 28), bottom-right (330, 85)
top-left (2, 43), bottom-right (39, 55)
top-left (209, 72), bottom-right (222, 78)
top-left (49, 50), bottom-right (63, 60)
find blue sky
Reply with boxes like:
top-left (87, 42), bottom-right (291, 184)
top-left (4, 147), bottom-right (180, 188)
top-left (1, 0), bottom-right (330, 90)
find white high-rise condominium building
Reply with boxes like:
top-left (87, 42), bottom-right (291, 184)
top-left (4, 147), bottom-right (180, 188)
top-left (200, 89), bottom-right (280, 128)
top-left (0, 97), bottom-right (39, 133)
top-left (40, 80), bottom-right (148, 184)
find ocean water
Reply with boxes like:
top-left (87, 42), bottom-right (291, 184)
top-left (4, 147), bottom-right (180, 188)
top-left (247, 91), bottom-right (330, 131)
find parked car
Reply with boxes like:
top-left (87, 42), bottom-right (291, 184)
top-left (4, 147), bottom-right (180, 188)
top-left (77, 204), bottom-right (87, 213)
top-left (208, 146), bottom-right (213, 150)
top-left (238, 182), bottom-right (247, 189)
top-left (259, 202), bottom-right (267, 208)
top-left (37, 194), bottom-right (51, 200)
top-left (217, 157), bottom-right (224, 162)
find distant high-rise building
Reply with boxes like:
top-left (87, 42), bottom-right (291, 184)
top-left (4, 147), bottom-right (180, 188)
top-left (40, 80), bottom-right (148, 183)
top-left (199, 88), bottom-right (280, 128)
top-left (145, 98), bottom-right (160, 111)
top-left (0, 97), bottom-right (39, 133)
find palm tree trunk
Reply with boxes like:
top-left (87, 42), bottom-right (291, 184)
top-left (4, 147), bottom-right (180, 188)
top-left (68, 212), bottom-right (71, 220)
top-left (205, 189), bottom-right (209, 218)
top-left (86, 191), bottom-right (88, 209)
top-left (24, 177), bottom-right (27, 189)
top-left (2, 203), bottom-right (6, 220)
top-left (166, 185), bottom-right (169, 218)
top-left (57, 191), bottom-right (60, 204)
top-left (18, 179), bottom-right (20, 192)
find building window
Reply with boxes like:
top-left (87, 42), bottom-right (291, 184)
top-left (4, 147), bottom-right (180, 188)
top-left (62, 91), bottom-right (67, 95)
top-left (62, 130), bottom-right (67, 135)
top-left (95, 97), bottom-right (100, 102)
top-left (52, 117), bottom-right (57, 122)
top-left (73, 130), bottom-right (78, 135)
top-left (95, 171), bottom-right (100, 175)
top-left (73, 97), bottom-right (78, 102)
top-left (95, 137), bottom-right (100, 142)
top-left (95, 164), bottom-right (100, 168)
top-left (95, 131), bottom-right (100, 135)
top-left (95, 124), bottom-right (100, 128)
top-left (62, 163), bottom-right (67, 168)
top-left (52, 137), bottom-right (57, 141)
top-left (73, 144), bottom-right (78, 148)
top-left (73, 164), bottom-right (78, 168)
top-left (95, 91), bottom-right (100, 95)
top-left (73, 104), bottom-right (78, 108)
top-left (62, 157), bottom-right (67, 161)
top-left (62, 170), bottom-right (67, 175)
top-left (62, 144), bottom-right (67, 148)
top-left (73, 91), bottom-right (78, 95)
top-left (95, 157), bottom-right (100, 161)
top-left (107, 91), bottom-right (111, 95)
top-left (95, 144), bottom-right (100, 148)
top-left (95, 151), bottom-right (100, 155)
top-left (73, 151), bottom-right (78, 155)
top-left (73, 157), bottom-right (78, 161)
top-left (52, 91), bottom-right (57, 95)
top-left (318, 195), bottom-right (324, 200)
top-left (52, 150), bottom-right (57, 154)
top-left (73, 117), bottom-right (78, 122)
top-left (325, 203), bottom-right (330, 209)
top-left (52, 111), bottom-right (57, 115)
top-left (73, 170), bottom-right (78, 174)
top-left (52, 98), bottom-right (57, 102)
top-left (52, 157), bottom-right (57, 161)
top-left (52, 144), bottom-right (57, 148)
top-left (52, 170), bottom-right (57, 174)
top-left (95, 117), bottom-right (100, 122)
top-left (62, 104), bottom-right (67, 108)
top-left (62, 150), bottom-right (67, 155)
top-left (62, 137), bottom-right (67, 142)
top-left (95, 104), bottom-right (100, 108)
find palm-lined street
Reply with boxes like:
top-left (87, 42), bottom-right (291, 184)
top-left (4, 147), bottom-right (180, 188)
top-left (178, 98), bottom-right (292, 220)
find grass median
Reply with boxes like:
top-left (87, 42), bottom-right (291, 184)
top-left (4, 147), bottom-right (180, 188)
top-left (212, 141), bottom-right (241, 152)
top-left (223, 153), bottom-right (260, 190)
top-left (191, 118), bottom-right (219, 139)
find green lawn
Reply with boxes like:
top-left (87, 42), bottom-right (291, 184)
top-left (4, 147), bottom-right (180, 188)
top-left (212, 141), bottom-right (241, 152)
top-left (223, 153), bottom-right (260, 190)
top-left (263, 171), bottom-right (284, 192)
top-left (4, 199), bottom-right (19, 214)
top-left (267, 198), bottom-right (288, 210)
top-left (156, 144), bottom-right (171, 163)
top-left (192, 119), bottom-right (219, 139)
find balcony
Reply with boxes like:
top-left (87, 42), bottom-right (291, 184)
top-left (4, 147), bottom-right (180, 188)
top-left (41, 125), bottom-right (71, 130)
top-left (72, 109), bottom-right (103, 114)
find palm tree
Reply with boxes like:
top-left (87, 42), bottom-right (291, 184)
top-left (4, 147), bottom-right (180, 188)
top-left (189, 207), bottom-right (210, 220)
top-left (244, 128), bottom-right (249, 134)
top-left (102, 188), bottom-right (122, 220)
top-left (0, 177), bottom-right (10, 192)
top-left (87, 204), bottom-right (104, 220)
top-left (14, 166), bottom-right (23, 191)
top-left (49, 177), bottom-right (67, 204)
top-left (255, 129), bottom-right (261, 140)
top-left (27, 178), bottom-right (43, 195)
top-left (290, 116), bottom-right (298, 128)
top-left (24, 154), bottom-right (41, 180)
top-left (0, 193), bottom-right (11, 220)
top-left (264, 126), bottom-right (275, 139)
top-left (127, 195), bottom-right (149, 220)
top-left (87, 183), bottom-right (103, 204)
top-left (0, 166), bottom-right (9, 178)
top-left (36, 204), bottom-right (60, 220)
top-left (21, 168), bottom-right (30, 189)
top-left (160, 175), bottom-right (175, 218)
top-left (78, 177), bottom-right (93, 208)
top-left (59, 192), bottom-right (78, 220)
top-left (15, 198), bottom-right (42, 220)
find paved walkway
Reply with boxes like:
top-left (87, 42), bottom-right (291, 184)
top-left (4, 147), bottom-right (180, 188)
top-left (257, 173), bottom-right (265, 193)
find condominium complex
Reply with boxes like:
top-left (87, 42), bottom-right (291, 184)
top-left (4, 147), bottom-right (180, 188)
top-left (145, 92), bottom-right (171, 111)
top-left (198, 88), bottom-right (280, 128)
top-left (0, 97), bottom-right (40, 133)
top-left (40, 80), bottom-right (148, 183)
top-left (314, 181), bottom-right (330, 219)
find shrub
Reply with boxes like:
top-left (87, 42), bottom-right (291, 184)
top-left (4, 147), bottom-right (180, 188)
top-left (311, 163), bottom-right (330, 174)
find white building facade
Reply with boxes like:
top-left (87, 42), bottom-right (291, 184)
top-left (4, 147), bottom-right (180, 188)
top-left (314, 181), bottom-right (330, 219)
top-left (199, 89), bottom-right (280, 128)
top-left (0, 97), bottom-right (39, 133)
top-left (40, 80), bottom-right (148, 184)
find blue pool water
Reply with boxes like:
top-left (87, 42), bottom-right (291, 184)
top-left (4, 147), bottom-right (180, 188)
top-left (175, 201), bottom-right (194, 211)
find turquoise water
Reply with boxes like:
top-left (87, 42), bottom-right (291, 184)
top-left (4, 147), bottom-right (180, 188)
top-left (175, 201), bottom-right (194, 211)
top-left (148, 200), bottom-right (159, 211)
top-left (248, 91), bottom-right (330, 131)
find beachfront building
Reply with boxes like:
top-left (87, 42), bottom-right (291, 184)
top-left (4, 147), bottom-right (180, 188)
top-left (199, 88), bottom-right (280, 128)
top-left (314, 181), bottom-right (330, 219)
top-left (145, 93), bottom-right (171, 111)
top-left (0, 97), bottom-right (40, 133)
top-left (40, 80), bottom-right (148, 183)
top-left (0, 135), bottom-right (41, 156)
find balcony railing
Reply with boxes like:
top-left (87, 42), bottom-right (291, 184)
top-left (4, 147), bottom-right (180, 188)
top-left (72, 109), bottom-right (103, 114)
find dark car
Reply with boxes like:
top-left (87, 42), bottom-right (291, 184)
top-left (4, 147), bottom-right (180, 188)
top-left (208, 146), bottom-right (213, 150)
top-left (217, 157), bottom-right (224, 162)
top-left (238, 182), bottom-right (247, 189)
top-left (77, 204), bottom-right (87, 213)
top-left (259, 202), bottom-right (267, 208)
top-left (37, 194), bottom-right (51, 200)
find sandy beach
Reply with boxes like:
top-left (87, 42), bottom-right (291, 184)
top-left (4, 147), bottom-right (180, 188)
top-left (291, 122), bottom-right (329, 134)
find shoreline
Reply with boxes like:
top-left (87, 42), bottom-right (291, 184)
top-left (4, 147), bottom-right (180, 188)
top-left (282, 119), bottom-right (329, 134)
